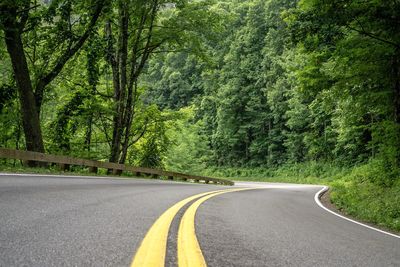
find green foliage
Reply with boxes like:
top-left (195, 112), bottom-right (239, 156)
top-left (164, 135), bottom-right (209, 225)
top-left (0, 39), bottom-right (21, 149)
top-left (165, 107), bottom-right (212, 174)
top-left (331, 160), bottom-right (400, 231)
top-left (371, 121), bottom-right (400, 172)
top-left (143, 52), bottom-right (206, 109)
top-left (49, 90), bottom-right (88, 153)
top-left (127, 106), bottom-right (179, 168)
top-left (0, 83), bottom-right (15, 112)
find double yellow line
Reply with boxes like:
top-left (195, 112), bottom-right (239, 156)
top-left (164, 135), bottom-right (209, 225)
top-left (131, 188), bottom-right (252, 267)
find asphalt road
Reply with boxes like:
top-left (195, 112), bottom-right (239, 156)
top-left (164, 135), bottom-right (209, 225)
top-left (0, 174), bottom-right (399, 266)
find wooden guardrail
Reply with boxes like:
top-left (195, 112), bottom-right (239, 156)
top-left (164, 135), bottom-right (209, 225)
top-left (0, 148), bottom-right (234, 186)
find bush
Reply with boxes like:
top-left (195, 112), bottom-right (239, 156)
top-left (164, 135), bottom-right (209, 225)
top-left (331, 160), bottom-right (400, 231)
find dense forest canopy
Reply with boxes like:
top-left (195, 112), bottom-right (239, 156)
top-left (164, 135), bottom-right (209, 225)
top-left (0, 0), bottom-right (399, 178)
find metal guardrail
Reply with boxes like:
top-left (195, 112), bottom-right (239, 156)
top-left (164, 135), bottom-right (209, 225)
top-left (0, 148), bottom-right (234, 186)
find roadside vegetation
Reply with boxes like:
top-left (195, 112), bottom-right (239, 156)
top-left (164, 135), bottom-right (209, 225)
top-left (1, 1), bottom-right (399, 231)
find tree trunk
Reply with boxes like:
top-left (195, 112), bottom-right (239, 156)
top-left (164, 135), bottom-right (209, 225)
top-left (107, 0), bottom-right (161, 164)
top-left (2, 1), bottom-right (104, 158)
top-left (119, 81), bottom-right (138, 164)
top-left (390, 49), bottom-right (400, 167)
top-left (105, 20), bottom-right (120, 164)
top-left (3, 19), bottom-right (45, 157)
top-left (84, 115), bottom-right (93, 152)
top-left (109, 2), bottom-right (130, 164)
top-left (393, 49), bottom-right (400, 124)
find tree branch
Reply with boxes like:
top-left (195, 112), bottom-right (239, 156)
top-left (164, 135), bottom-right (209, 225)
top-left (17, 2), bottom-right (31, 31)
top-left (34, 0), bottom-right (106, 109)
top-left (347, 18), bottom-right (400, 48)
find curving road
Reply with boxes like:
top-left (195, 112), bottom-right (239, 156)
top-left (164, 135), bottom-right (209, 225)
top-left (0, 173), bottom-right (399, 266)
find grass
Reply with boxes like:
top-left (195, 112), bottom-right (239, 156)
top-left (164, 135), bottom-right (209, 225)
top-left (329, 161), bottom-right (400, 232)
top-left (202, 161), bottom-right (348, 184)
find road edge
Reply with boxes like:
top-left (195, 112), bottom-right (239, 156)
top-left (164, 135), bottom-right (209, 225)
top-left (314, 186), bottom-right (400, 239)
top-left (0, 172), bottom-right (213, 186)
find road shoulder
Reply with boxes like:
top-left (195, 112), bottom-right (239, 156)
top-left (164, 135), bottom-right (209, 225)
top-left (320, 188), bottom-right (400, 236)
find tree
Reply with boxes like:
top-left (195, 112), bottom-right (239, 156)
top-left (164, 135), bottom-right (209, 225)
top-left (104, 0), bottom-right (220, 164)
top-left (286, 0), bottom-right (400, 166)
top-left (143, 52), bottom-right (205, 110)
top-left (0, 0), bottom-right (106, 157)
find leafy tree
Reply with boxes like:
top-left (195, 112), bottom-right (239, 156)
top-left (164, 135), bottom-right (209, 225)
top-left (165, 107), bottom-right (211, 174)
top-left (0, 0), bottom-right (106, 158)
top-left (143, 52), bottom-right (205, 110)
top-left (104, 0), bottom-right (221, 164)
top-left (286, 0), bottom-right (400, 167)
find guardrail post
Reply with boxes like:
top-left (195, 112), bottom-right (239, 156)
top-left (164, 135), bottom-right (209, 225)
top-left (112, 169), bottom-right (122, 175)
top-left (89, 166), bottom-right (98, 174)
top-left (59, 163), bottom-right (70, 171)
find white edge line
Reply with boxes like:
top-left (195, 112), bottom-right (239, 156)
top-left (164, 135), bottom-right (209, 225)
top-left (0, 172), bottom-right (176, 183)
top-left (0, 172), bottom-right (215, 186)
top-left (314, 186), bottom-right (400, 239)
top-left (0, 172), bottom-right (135, 180)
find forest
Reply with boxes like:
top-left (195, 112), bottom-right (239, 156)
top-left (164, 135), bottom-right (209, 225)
top-left (0, 0), bottom-right (399, 231)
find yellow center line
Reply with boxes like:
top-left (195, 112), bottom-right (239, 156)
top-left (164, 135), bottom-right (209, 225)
top-left (177, 188), bottom-right (254, 267)
top-left (130, 188), bottom-right (240, 267)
